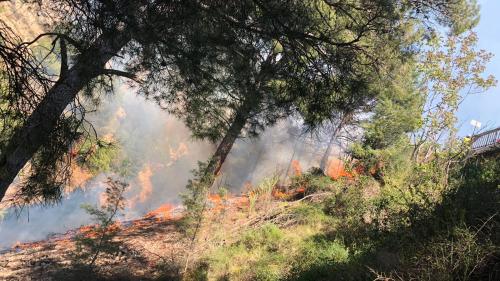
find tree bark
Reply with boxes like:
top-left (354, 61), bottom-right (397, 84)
top-left (205, 104), bottom-right (252, 178)
top-left (0, 30), bottom-right (131, 201)
top-left (319, 113), bottom-right (350, 173)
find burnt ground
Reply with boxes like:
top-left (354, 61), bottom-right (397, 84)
top-left (0, 195), bottom-right (266, 281)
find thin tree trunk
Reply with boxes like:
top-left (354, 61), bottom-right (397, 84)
top-left (319, 114), bottom-right (349, 173)
top-left (183, 103), bottom-right (251, 272)
top-left (0, 30), bottom-right (130, 201)
top-left (206, 105), bottom-right (251, 178)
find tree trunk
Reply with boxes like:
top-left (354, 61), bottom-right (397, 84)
top-left (0, 30), bottom-right (131, 201)
top-left (319, 114), bottom-right (349, 173)
top-left (205, 104), bottom-right (252, 178)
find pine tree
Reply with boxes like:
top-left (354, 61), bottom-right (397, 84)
top-left (0, 0), bottom-right (483, 203)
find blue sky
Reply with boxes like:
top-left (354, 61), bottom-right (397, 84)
top-left (457, 0), bottom-right (500, 135)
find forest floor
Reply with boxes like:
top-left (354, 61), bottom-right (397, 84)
top-left (0, 190), bottom-right (305, 281)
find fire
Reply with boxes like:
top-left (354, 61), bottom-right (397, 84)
top-left (208, 194), bottom-right (222, 204)
top-left (145, 204), bottom-right (174, 221)
top-left (101, 133), bottom-right (116, 143)
top-left (77, 221), bottom-right (122, 239)
top-left (291, 160), bottom-right (302, 176)
top-left (326, 158), bottom-right (354, 180)
top-left (208, 193), bottom-right (230, 212)
top-left (271, 189), bottom-right (287, 200)
top-left (137, 164), bottom-right (154, 203)
top-left (169, 142), bottom-right (189, 161)
top-left (77, 225), bottom-right (99, 239)
top-left (69, 164), bottom-right (93, 190)
top-left (114, 106), bottom-right (127, 120)
top-left (13, 240), bottom-right (44, 250)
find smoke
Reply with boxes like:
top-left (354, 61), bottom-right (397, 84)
top-left (216, 118), bottom-right (346, 191)
top-left (0, 85), bottom-right (349, 248)
top-left (0, 3), bottom-right (348, 249)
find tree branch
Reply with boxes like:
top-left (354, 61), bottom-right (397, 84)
top-left (19, 32), bottom-right (82, 51)
top-left (100, 69), bottom-right (142, 83)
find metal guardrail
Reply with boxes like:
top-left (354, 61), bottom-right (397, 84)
top-left (471, 127), bottom-right (500, 153)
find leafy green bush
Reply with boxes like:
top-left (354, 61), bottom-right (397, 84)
top-left (390, 226), bottom-right (498, 281)
top-left (179, 161), bottom-right (214, 234)
top-left (288, 235), bottom-right (350, 281)
top-left (201, 224), bottom-right (288, 281)
top-left (240, 224), bottom-right (284, 251)
top-left (290, 203), bottom-right (329, 226)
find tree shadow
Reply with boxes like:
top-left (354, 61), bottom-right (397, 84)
top-left (19, 240), bottom-right (182, 281)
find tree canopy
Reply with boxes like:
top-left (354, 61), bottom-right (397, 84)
top-left (0, 0), bottom-right (483, 204)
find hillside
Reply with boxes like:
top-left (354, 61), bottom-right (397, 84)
top-left (1, 157), bottom-right (498, 281)
top-left (0, 188), bottom-right (305, 280)
top-left (1, 1), bottom-right (499, 280)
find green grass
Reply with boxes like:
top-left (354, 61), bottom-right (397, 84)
top-left (186, 157), bottom-right (500, 281)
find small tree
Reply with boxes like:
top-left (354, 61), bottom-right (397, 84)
top-left (412, 32), bottom-right (496, 163)
top-left (72, 178), bottom-right (128, 270)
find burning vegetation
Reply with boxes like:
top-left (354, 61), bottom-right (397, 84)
top-left (0, 1), bottom-right (498, 280)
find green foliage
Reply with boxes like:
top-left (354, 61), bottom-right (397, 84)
top-left (240, 224), bottom-right (284, 251)
top-left (72, 178), bottom-right (128, 270)
top-left (398, 227), bottom-right (498, 281)
top-left (324, 186), bottom-right (366, 225)
top-left (191, 153), bottom-right (499, 280)
top-left (248, 175), bottom-right (279, 214)
top-left (414, 32), bottom-right (496, 160)
top-left (362, 63), bottom-right (424, 151)
top-left (289, 236), bottom-right (350, 281)
top-left (290, 203), bottom-right (329, 226)
top-left (290, 169), bottom-right (338, 194)
top-left (19, 116), bottom-right (82, 204)
top-left (179, 161), bottom-right (214, 233)
top-left (77, 138), bottom-right (118, 175)
top-left (203, 224), bottom-right (288, 281)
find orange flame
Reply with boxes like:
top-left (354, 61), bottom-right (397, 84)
top-left (69, 164), bottom-right (93, 189)
top-left (169, 142), bottom-right (189, 162)
top-left (77, 221), bottom-right (122, 239)
top-left (208, 193), bottom-right (229, 212)
top-left (114, 106), bottom-right (127, 120)
top-left (326, 158), bottom-right (354, 180)
top-left (291, 160), bottom-right (302, 176)
top-left (137, 164), bottom-right (154, 203)
top-left (13, 240), bottom-right (44, 250)
top-left (145, 204), bottom-right (174, 221)
top-left (271, 189), bottom-right (288, 200)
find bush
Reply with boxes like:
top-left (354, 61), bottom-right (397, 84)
top-left (202, 224), bottom-right (288, 281)
top-left (240, 224), bottom-right (284, 251)
top-left (290, 203), bottom-right (329, 226)
top-left (391, 227), bottom-right (499, 281)
top-left (72, 178), bottom-right (128, 270)
top-left (289, 235), bottom-right (350, 281)
top-left (290, 169), bottom-right (338, 194)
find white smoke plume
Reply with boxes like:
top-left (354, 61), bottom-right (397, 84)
top-left (0, 86), bottom-right (348, 248)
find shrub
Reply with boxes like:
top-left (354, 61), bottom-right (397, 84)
top-left (392, 227), bottom-right (499, 281)
top-left (290, 203), bottom-right (329, 226)
top-left (202, 224), bottom-right (288, 281)
top-left (72, 178), bottom-right (128, 270)
top-left (289, 235), bottom-right (350, 281)
top-left (240, 224), bottom-right (284, 251)
top-left (290, 169), bottom-right (338, 194)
